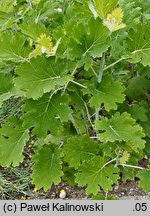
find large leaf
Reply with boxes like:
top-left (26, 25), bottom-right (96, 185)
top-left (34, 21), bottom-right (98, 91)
top-left (83, 74), bottom-right (125, 111)
top-left (32, 144), bottom-right (63, 191)
top-left (126, 76), bottom-right (150, 101)
top-left (119, 0), bottom-right (141, 28)
top-left (136, 170), bottom-right (150, 192)
top-left (125, 24), bottom-right (150, 66)
top-left (0, 0), bottom-right (16, 13)
top-left (20, 21), bottom-right (47, 39)
top-left (63, 136), bottom-right (100, 169)
top-left (140, 113), bottom-right (150, 138)
top-left (94, 0), bottom-right (118, 19)
top-left (14, 56), bottom-right (72, 99)
top-left (22, 92), bottom-right (72, 137)
top-left (0, 11), bottom-right (15, 29)
top-left (0, 32), bottom-right (31, 62)
top-left (0, 72), bottom-right (23, 107)
top-left (129, 103), bottom-right (148, 122)
top-left (75, 156), bottom-right (119, 194)
top-left (0, 73), bottom-right (12, 95)
top-left (0, 117), bottom-right (29, 167)
top-left (68, 18), bottom-right (110, 70)
top-left (95, 112), bottom-right (145, 151)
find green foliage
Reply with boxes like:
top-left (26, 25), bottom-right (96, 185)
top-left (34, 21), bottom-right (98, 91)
top-left (63, 136), bottom-right (100, 169)
top-left (0, 117), bottom-right (29, 167)
top-left (94, 0), bottom-right (118, 19)
top-left (119, 0), bottom-right (141, 28)
top-left (0, 32), bottom-right (31, 62)
top-left (20, 21), bottom-right (47, 39)
top-left (136, 170), bottom-right (150, 192)
top-left (0, 73), bottom-right (12, 94)
top-left (22, 92), bottom-right (72, 137)
top-left (95, 112), bottom-right (145, 151)
top-left (14, 56), bottom-right (72, 99)
top-left (126, 76), bottom-right (150, 100)
top-left (126, 24), bottom-right (150, 66)
top-left (32, 144), bottom-right (63, 191)
top-left (67, 18), bottom-right (110, 70)
top-left (84, 74), bottom-right (125, 111)
top-left (0, 0), bottom-right (150, 196)
top-left (0, 0), bottom-right (16, 13)
top-left (75, 156), bottom-right (119, 194)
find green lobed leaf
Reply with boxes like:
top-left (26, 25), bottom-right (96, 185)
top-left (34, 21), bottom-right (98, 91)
top-left (95, 112), bottom-right (145, 151)
top-left (84, 74), bottom-right (125, 111)
top-left (136, 170), bottom-right (150, 192)
top-left (0, 31), bottom-right (31, 62)
top-left (0, 0), bottom-right (16, 13)
top-left (32, 144), bottom-right (63, 191)
top-left (120, 167), bottom-right (135, 182)
top-left (94, 0), bottom-right (118, 19)
top-left (0, 11), bottom-right (15, 30)
top-left (140, 113), bottom-right (150, 138)
top-left (135, 0), bottom-right (150, 21)
top-left (62, 166), bottom-right (76, 187)
top-left (0, 87), bottom-right (24, 108)
top-left (14, 56), bottom-right (72, 99)
top-left (75, 156), bottom-right (119, 195)
top-left (129, 103), bottom-right (148, 122)
top-left (119, 0), bottom-right (141, 28)
top-left (0, 117), bottom-right (29, 167)
top-left (68, 86), bottom-right (89, 134)
top-left (126, 76), bottom-right (150, 101)
top-left (125, 24), bottom-right (150, 66)
top-left (22, 92), bottom-right (72, 137)
top-left (20, 21), bottom-right (47, 39)
top-left (0, 73), bottom-right (12, 95)
top-left (63, 136), bottom-right (100, 169)
top-left (67, 18), bottom-right (110, 70)
top-left (110, 30), bottom-right (128, 58)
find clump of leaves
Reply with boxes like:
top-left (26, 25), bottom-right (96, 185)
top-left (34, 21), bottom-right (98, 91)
top-left (0, 0), bottom-right (150, 198)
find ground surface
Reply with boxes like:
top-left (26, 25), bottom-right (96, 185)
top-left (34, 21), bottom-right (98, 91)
top-left (30, 180), bottom-right (150, 200)
top-left (1, 164), bottom-right (149, 200)
top-left (0, 147), bottom-right (149, 200)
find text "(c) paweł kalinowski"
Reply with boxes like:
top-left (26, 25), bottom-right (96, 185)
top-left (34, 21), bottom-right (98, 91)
top-left (20, 202), bottom-right (104, 212)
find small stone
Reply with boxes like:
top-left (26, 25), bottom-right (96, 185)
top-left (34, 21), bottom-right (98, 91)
top-left (59, 189), bottom-right (66, 199)
top-left (114, 186), bottom-right (119, 190)
top-left (130, 188), bottom-right (134, 192)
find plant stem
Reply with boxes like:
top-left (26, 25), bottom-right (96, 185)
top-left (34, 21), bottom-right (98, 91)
top-left (84, 102), bottom-right (94, 128)
top-left (95, 109), bottom-right (99, 121)
top-left (98, 53), bottom-right (105, 83)
top-left (95, 53), bottom-right (105, 131)
top-left (115, 148), bottom-right (121, 166)
top-left (101, 158), bottom-right (117, 170)
top-left (62, 65), bottom-right (78, 94)
top-left (104, 57), bottom-right (125, 71)
top-left (27, 0), bottom-right (32, 8)
top-left (118, 163), bottom-right (150, 171)
top-left (69, 114), bottom-right (80, 135)
top-left (91, 66), bottom-right (98, 77)
top-left (70, 80), bottom-right (87, 88)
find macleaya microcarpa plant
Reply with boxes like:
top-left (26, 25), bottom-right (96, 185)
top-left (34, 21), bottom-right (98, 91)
top-left (0, 0), bottom-right (150, 198)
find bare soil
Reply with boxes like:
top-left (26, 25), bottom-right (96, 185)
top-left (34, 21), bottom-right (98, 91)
top-left (29, 180), bottom-right (150, 200)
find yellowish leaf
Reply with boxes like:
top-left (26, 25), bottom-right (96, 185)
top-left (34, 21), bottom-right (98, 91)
top-left (0, 0), bottom-right (17, 13)
top-left (29, 34), bottom-right (53, 58)
top-left (119, 151), bottom-right (130, 164)
top-left (103, 8), bottom-right (126, 32)
top-left (31, 0), bottom-right (41, 4)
